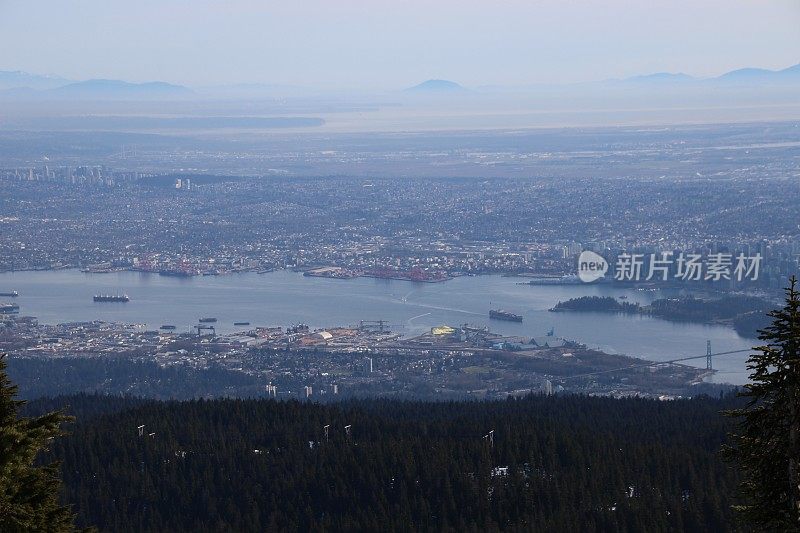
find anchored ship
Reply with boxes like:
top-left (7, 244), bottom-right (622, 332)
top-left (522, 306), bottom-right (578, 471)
top-left (93, 294), bottom-right (130, 302)
top-left (0, 290), bottom-right (18, 297)
top-left (199, 317), bottom-right (217, 323)
top-left (489, 309), bottom-right (523, 322)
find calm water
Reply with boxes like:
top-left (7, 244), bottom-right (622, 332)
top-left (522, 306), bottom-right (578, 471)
top-left (0, 270), bottom-right (756, 384)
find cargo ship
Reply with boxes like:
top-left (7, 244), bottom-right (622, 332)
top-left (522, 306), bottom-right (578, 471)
top-left (199, 317), bottom-right (217, 323)
top-left (234, 321), bottom-right (250, 326)
top-left (0, 290), bottom-right (18, 297)
top-left (93, 294), bottom-right (130, 302)
top-left (160, 325), bottom-right (177, 330)
top-left (489, 309), bottom-right (523, 322)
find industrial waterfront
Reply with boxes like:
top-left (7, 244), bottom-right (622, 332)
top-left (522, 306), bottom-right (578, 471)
top-left (0, 269), bottom-right (755, 384)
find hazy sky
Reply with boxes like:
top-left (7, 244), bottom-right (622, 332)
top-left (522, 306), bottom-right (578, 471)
top-left (1, 0), bottom-right (798, 88)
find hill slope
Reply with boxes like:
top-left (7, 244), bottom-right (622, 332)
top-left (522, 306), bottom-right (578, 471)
top-left (50, 79), bottom-right (193, 99)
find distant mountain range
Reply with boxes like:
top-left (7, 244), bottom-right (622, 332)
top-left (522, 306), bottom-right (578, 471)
top-left (413, 63), bottom-right (800, 92)
top-left (717, 63), bottom-right (800, 82)
top-left (615, 63), bottom-right (800, 85)
top-left (0, 62), bottom-right (798, 100)
top-left (0, 72), bottom-right (193, 100)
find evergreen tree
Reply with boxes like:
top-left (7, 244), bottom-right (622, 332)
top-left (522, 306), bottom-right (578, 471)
top-left (726, 276), bottom-right (800, 529)
top-left (0, 354), bottom-right (78, 532)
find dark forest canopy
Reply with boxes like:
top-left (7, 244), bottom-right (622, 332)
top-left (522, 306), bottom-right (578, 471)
top-left (550, 296), bottom-right (640, 314)
top-left (5, 357), bottom-right (266, 400)
top-left (551, 294), bottom-right (772, 338)
top-left (30, 393), bottom-right (744, 532)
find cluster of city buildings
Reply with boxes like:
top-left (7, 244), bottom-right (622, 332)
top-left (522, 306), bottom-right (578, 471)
top-left (0, 164), bottom-right (148, 187)
top-left (0, 310), bottom-right (708, 399)
top-left (2, 169), bottom-right (799, 291)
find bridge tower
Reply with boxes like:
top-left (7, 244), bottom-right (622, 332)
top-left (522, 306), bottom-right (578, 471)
top-left (706, 340), bottom-right (712, 370)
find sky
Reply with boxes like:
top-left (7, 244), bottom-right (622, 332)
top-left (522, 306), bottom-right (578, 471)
top-left (0, 0), bottom-right (798, 89)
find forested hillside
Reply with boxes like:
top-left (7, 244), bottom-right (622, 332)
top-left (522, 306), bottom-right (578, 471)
top-left (34, 394), bottom-right (743, 532)
top-left (550, 294), bottom-right (773, 338)
top-left (6, 357), bottom-right (265, 400)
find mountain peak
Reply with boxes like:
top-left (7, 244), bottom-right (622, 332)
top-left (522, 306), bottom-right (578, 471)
top-left (405, 79), bottom-right (466, 93)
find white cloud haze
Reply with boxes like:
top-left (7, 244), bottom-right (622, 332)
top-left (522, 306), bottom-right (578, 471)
top-left (0, 0), bottom-right (798, 88)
